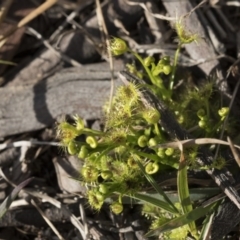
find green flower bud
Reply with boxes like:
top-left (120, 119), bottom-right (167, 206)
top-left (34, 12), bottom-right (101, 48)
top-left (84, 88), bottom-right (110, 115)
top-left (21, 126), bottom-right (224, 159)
top-left (165, 148), bottom-right (174, 156)
top-left (218, 107), bottom-right (229, 117)
top-left (162, 65), bottom-right (172, 75)
top-left (86, 136), bottom-right (98, 148)
top-left (138, 135), bottom-right (148, 148)
top-left (145, 162), bottom-right (159, 174)
top-left (67, 141), bottom-right (79, 155)
top-left (78, 145), bottom-right (88, 159)
top-left (109, 37), bottom-right (128, 56)
top-left (110, 201), bottom-right (123, 214)
top-left (198, 119), bottom-right (207, 128)
top-left (157, 148), bottom-right (165, 158)
top-left (148, 138), bottom-right (158, 147)
top-left (143, 56), bottom-right (155, 67)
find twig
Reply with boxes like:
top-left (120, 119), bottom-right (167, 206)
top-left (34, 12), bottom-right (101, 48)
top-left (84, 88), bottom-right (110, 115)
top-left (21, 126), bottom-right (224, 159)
top-left (95, 0), bottom-right (115, 116)
top-left (227, 137), bottom-right (240, 168)
top-left (0, 140), bottom-right (60, 151)
top-left (0, 168), bottom-right (86, 238)
top-left (0, 0), bottom-right (57, 42)
top-left (124, 0), bottom-right (176, 21)
top-left (31, 199), bottom-right (65, 240)
top-left (27, 27), bottom-right (82, 67)
top-left (0, 0), bottom-right (13, 27)
top-left (153, 138), bottom-right (240, 150)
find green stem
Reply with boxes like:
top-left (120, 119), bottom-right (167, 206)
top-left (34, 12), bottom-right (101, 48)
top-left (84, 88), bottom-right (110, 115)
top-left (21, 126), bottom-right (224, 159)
top-left (154, 123), bottom-right (161, 136)
top-left (82, 128), bottom-right (103, 136)
top-left (129, 50), bottom-right (170, 99)
top-left (169, 43), bottom-right (182, 92)
top-left (205, 100), bottom-right (210, 119)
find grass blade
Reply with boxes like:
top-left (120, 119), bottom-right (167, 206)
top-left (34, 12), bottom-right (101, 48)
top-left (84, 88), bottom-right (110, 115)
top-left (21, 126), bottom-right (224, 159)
top-left (146, 201), bottom-right (218, 237)
top-left (136, 158), bottom-right (178, 213)
top-left (131, 192), bottom-right (178, 214)
top-left (0, 177), bottom-right (34, 219)
top-left (177, 153), bottom-right (197, 237)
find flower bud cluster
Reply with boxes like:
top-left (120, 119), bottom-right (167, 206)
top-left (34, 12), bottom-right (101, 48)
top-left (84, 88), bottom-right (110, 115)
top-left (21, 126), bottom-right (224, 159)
top-left (57, 83), bottom-right (176, 213)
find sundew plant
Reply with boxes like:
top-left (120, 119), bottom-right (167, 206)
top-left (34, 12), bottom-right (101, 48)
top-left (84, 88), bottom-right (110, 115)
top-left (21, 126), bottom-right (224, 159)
top-left (57, 17), bottom-right (235, 239)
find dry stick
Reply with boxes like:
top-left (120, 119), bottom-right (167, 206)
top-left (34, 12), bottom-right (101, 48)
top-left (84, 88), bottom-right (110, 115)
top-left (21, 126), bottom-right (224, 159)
top-left (0, 168), bottom-right (86, 238)
top-left (0, 0), bottom-right (57, 42)
top-left (95, 0), bottom-right (115, 116)
top-left (27, 27), bottom-right (82, 67)
top-left (124, 0), bottom-right (175, 21)
top-left (79, 203), bottom-right (90, 239)
top-left (0, 0), bottom-right (14, 27)
top-left (154, 138), bottom-right (240, 150)
top-left (119, 70), bottom-right (240, 210)
top-left (31, 199), bottom-right (65, 240)
top-left (125, 0), bottom-right (207, 22)
top-left (227, 137), bottom-right (240, 168)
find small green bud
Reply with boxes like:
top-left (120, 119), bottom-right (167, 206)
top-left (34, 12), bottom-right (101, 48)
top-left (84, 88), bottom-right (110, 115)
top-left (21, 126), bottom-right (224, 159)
top-left (162, 65), bottom-right (172, 75)
top-left (218, 107), bottom-right (229, 118)
top-left (138, 135), bottom-right (148, 148)
top-left (165, 148), bottom-right (174, 156)
top-left (157, 148), bottom-right (165, 158)
top-left (86, 136), bottom-right (98, 148)
top-left (78, 145), bottom-right (88, 158)
top-left (148, 138), bottom-right (158, 147)
top-left (145, 162), bottom-right (159, 174)
top-left (198, 119), bottom-right (207, 128)
top-left (197, 109), bottom-right (206, 119)
top-left (109, 37), bottom-right (128, 56)
top-left (143, 56), bottom-right (155, 67)
top-left (110, 201), bottom-right (123, 214)
top-left (144, 127), bottom-right (152, 137)
top-left (67, 141), bottom-right (79, 155)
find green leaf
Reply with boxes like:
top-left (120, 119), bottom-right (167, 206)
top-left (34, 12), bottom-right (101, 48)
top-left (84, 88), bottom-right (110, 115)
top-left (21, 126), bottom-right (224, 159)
top-left (178, 159), bottom-right (197, 237)
top-left (0, 178), bottom-right (34, 219)
top-left (0, 59), bottom-right (17, 66)
top-left (146, 201), bottom-right (218, 237)
top-left (199, 212), bottom-right (214, 240)
top-left (135, 158), bottom-right (178, 213)
top-left (131, 192), bottom-right (178, 214)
